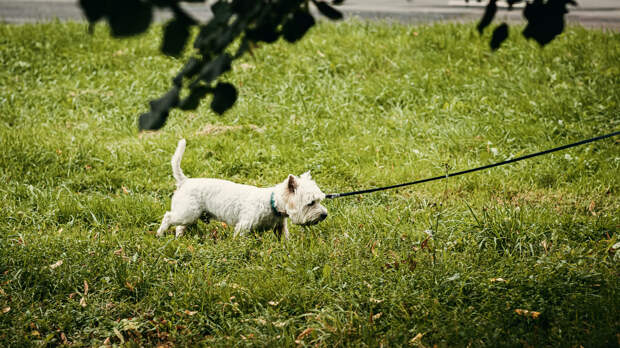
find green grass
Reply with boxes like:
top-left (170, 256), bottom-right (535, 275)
top-left (0, 19), bottom-right (619, 346)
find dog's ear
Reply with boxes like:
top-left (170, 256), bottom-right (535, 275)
top-left (300, 171), bottom-right (312, 180)
top-left (287, 174), bottom-right (298, 193)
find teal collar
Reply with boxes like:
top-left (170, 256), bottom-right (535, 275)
top-left (270, 192), bottom-right (285, 217)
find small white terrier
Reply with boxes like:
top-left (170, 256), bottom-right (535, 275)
top-left (156, 139), bottom-right (328, 239)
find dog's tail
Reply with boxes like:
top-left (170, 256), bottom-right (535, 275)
top-left (171, 139), bottom-right (188, 187)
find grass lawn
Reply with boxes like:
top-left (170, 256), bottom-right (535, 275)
top-left (0, 19), bottom-right (619, 346)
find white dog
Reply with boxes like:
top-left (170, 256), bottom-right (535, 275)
top-left (156, 139), bottom-right (328, 239)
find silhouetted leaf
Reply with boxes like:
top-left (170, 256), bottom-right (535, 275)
top-left (180, 86), bottom-right (212, 110)
top-left (232, 0), bottom-right (259, 15)
top-left (477, 0), bottom-right (497, 34)
top-left (332, 0), bottom-right (345, 5)
top-left (275, 0), bottom-right (304, 15)
top-left (192, 2), bottom-right (237, 53)
top-left (173, 57), bottom-right (204, 87)
top-left (211, 82), bottom-right (237, 115)
top-left (138, 111), bottom-right (162, 130)
top-left (312, 0), bottom-right (343, 20)
top-left (198, 53), bottom-right (232, 84)
top-left (150, 0), bottom-right (173, 7)
top-left (283, 10), bottom-right (316, 43)
top-left (107, 0), bottom-right (153, 37)
top-left (150, 0), bottom-right (206, 7)
top-left (523, 0), bottom-right (576, 46)
top-left (139, 87), bottom-right (179, 130)
top-left (171, 4), bottom-right (199, 25)
top-left (162, 19), bottom-right (191, 57)
top-left (506, 0), bottom-right (523, 10)
top-left (79, 0), bottom-right (105, 22)
top-left (153, 0), bottom-right (206, 6)
top-left (234, 38), bottom-right (251, 58)
top-left (211, 1), bottom-right (233, 20)
top-left (247, 23), bottom-right (280, 43)
top-left (245, 6), bottom-right (283, 44)
top-left (490, 23), bottom-right (509, 50)
top-left (193, 21), bottom-right (223, 52)
top-left (214, 28), bottom-right (236, 53)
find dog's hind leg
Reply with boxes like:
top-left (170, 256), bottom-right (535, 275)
top-left (175, 225), bottom-right (186, 238)
top-left (156, 212), bottom-right (173, 237)
top-left (157, 209), bottom-right (199, 238)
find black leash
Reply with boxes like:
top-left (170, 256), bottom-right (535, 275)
top-left (326, 131), bottom-right (619, 199)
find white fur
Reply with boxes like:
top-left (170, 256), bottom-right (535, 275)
top-left (156, 139), bottom-right (328, 239)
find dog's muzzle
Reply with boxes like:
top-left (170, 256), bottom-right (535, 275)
top-left (303, 212), bottom-right (328, 226)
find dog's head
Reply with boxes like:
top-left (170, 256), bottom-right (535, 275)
top-left (281, 171), bottom-right (328, 226)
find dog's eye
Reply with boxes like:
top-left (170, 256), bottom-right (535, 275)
top-left (307, 200), bottom-right (316, 207)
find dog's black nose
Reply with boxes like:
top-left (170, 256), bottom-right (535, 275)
top-left (319, 212), bottom-right (328, 221)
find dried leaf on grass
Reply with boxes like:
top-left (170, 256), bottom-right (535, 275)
top-left (420, 235), bottom-right (431, 250)
top-left (515, 309), bottom-right (541, 319)
top-left (60, 332), bottom-right (69, 344)
top-left (588, 200), bottom-right (596, 215)
top-left (137, 131), bottom-right (161, 139)
top-left (296, 327), bottom-right (314, 341)
top-left (409, 332), bottom-right (425, 345)
top-left (368, 311), bottom-right (379, 324)
top-left (541, 239), bottom-right (552, 253)
top-left (49, 260), bottom-right (63, 269)
top-left (113, 327), bottom-right (124, 344)
top-left (273, 321), bottom-right (287, 328)
top-left (370, 240), bottom-right (378, 256)
top-left (196, 124), bottom-right (264, 136)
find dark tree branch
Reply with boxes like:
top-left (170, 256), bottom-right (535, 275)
top-left (78, 0), bottom-right (576, 131)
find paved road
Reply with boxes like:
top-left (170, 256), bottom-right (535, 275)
top-left (1, 0), bottom-right (619, 29)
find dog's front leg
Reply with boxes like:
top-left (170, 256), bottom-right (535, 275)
top-left (273, 224), bottom-right (282, 240)
top-left (282, 219), bottom-right (290, 240)
top-left (273, 221), bottom-right (289, 241)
